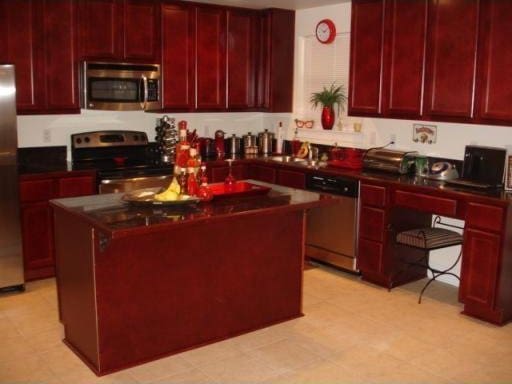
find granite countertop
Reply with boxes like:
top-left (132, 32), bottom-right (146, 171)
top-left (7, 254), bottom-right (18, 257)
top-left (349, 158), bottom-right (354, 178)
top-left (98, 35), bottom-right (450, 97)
top-left (49, 181), bottom-right (339, 238)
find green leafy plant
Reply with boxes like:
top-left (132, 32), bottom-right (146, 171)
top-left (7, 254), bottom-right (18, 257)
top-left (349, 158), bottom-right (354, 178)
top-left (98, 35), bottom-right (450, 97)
top-left (310, 83), bottom-right (347, 115)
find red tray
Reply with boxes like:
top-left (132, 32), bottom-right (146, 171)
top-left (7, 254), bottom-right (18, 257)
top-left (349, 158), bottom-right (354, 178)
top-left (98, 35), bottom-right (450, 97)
top-left (208, 181), bottom-right (271, 199)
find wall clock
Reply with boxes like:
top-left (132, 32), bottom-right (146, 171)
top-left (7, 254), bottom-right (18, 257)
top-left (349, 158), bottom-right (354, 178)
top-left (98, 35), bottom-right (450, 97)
top-left (315, 19), bottom-right (336, 44)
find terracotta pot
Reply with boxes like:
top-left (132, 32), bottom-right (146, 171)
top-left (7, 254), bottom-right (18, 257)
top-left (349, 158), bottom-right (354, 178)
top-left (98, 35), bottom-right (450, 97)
top-left (321, 106), bottom-right (335, 130)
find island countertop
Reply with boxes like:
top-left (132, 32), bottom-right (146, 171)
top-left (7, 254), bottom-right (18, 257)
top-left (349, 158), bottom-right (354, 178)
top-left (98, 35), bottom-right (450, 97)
top-left (49, 180), bottom-right (340, 239)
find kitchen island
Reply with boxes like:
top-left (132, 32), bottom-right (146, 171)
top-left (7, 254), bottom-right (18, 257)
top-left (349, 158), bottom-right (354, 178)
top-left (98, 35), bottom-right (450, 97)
top-left (50, 181), bottom-right (339, 375)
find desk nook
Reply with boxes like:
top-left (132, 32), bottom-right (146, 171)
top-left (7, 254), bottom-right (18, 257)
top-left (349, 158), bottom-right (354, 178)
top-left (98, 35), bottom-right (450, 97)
top-left (357, 178), bottom-right (512, 325)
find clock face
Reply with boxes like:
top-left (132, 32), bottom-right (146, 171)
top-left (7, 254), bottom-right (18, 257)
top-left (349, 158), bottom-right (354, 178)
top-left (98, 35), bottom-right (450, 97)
top-left (316, 19), bottom-right (336, 44)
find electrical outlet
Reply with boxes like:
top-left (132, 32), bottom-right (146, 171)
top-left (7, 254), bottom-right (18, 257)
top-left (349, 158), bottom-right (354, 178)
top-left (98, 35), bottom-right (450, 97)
top-left (390, 133), bottom-right (396, 144)
top-left (43, 129), bottom-right (51, 143)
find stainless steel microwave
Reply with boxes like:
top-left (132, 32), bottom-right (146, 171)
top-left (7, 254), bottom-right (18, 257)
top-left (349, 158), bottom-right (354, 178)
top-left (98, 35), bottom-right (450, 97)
top-left (81, 62), bottom-right (161, 111)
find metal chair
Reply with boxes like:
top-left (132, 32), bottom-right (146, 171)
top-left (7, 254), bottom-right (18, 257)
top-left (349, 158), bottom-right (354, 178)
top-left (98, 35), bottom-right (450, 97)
top-left (395, 216), bottom-right (463, 303)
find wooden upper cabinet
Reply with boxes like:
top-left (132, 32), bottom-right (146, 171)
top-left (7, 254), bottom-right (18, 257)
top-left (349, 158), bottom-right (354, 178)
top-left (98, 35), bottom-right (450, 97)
top-left (123, 0), bottom-right (160, 61)
top-left (3, 0), bottom-right (45, 113)
top-left (257, 9), bottom-right (294, 112)
top-left (382, 0), bottom-right (427, 118)
top-left (424, 0), bottom-right (480, 120)
top-left (227, 9), bottom-right (257, 110)
top-left (195, 7), bottom-right (227, 110)
top-left (79, 0), bottom-right (122, 60)
top-left (1, 0), bottom-right (78, 114)
top-left (349, 0), bottom-right (385, 116)
top-left (43, 0), bottom-right (79, 112)
top-left (476, 1), bottom-right (512, 123)
top-left (161, 3), bottom-right (195, 110)
top-left (79, 0), bottom-right (159, 62)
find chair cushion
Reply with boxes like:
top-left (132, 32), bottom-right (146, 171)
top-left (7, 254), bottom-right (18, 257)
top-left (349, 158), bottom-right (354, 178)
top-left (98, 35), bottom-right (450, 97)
top-left (396, 227), bottom-right (462, 249)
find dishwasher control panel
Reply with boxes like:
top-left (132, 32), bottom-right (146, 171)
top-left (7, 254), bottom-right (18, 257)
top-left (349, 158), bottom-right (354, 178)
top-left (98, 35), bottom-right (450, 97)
top-left (306, 174), bottom-right (359, 197)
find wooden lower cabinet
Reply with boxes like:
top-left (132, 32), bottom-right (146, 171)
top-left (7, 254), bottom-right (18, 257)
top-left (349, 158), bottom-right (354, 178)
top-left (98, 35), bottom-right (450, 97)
top-left (276, 169), bottom-right (305, 189)
top-left (19, 172), bottom-right (96, 280)
top-left (248, 164), bottom-right (277, 184)
top-left (20, 201), bottom-right (55, 281)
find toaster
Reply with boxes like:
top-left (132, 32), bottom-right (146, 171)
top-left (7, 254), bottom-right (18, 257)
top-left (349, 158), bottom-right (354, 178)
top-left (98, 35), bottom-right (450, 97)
top-left (363, 148), bottom-right (418, 174)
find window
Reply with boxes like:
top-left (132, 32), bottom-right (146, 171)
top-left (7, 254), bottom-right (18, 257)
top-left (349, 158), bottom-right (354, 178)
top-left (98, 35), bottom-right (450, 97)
top-left (296, 32), bottom-right (350, 120)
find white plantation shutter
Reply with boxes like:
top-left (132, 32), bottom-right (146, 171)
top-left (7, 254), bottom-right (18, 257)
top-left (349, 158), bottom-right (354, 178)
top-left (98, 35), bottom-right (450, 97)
top-left (298, 32), bottom-right (350, 118)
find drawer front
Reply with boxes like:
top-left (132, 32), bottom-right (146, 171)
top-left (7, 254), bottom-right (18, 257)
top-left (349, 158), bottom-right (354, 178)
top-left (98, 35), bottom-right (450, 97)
top-left (360, 184), bottom-right (386, 207)
top-left (19, 179), bottom-right (55, 202)
top-left (466, 203), bottom-right (504, 233)
top-left (359, 206), bottom-right (386, 242)
top-left (58, 176), bottom-right (96, 198)
top-left (395, 190), bottom-right (457, 216)
top-left (357, 238), bottom-right (384, 274)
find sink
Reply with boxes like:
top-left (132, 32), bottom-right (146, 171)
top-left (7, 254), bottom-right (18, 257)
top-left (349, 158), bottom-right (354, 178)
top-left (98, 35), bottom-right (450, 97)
top-left (269, 155), bottom-right (306, 163)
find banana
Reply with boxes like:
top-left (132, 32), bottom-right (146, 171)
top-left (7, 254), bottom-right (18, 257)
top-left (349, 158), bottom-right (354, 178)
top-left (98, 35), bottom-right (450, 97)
top-left (296, 141), bottom-right (309, 159)
top-left (154, 177), bottom-right (181, 201)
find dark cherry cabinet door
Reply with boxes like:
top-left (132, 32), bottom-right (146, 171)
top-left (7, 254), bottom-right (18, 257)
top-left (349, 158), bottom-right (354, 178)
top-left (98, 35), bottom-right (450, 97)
top-left (424, 0), bottom-right (480, 120)
top-left (382, 0), bottom-right (427, 118)
top-left (248, 164), bottom-right (277, 184)
top-left (349, 0), bottom-right (385, 116)
top-left (20, 202), bottom-right (55, 280)
top-left (276, 169), bottom-right (305, 189)
top-left (227, 9), bottom-right (256, 110)
top-left (3, 0), bottom-right (45, 113)
top-left (161, 3), bottom-right (195, 110)
top-left (58, 176), bottom-right (96, 198)
top-left (42, 0), bottom-right (79, 112)
top-left (460, 228), bottom-right (500, 309)
top-left (195, 7), bottom-right (227, 110)
top-left (123, 0), bottom-right (160, 61)
top-left (257, 9), bottom-right (294, 112)
top-left (476, 1), bottom-right (512, 123)
top-left (79, 0), bottom-right (122, 60)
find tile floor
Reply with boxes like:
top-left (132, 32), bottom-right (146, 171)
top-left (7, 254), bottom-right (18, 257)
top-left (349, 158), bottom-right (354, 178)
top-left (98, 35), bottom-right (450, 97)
top-left (1, 265), bottom-right (512, 384)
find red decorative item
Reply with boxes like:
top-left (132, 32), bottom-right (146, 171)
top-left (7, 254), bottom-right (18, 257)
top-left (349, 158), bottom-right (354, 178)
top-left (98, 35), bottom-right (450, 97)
top-left (328, 147), bottom-right (364, 169)
top-left (321, 106), bottom-right (335, 130)
top-left (207, 182), bottom-right (271, 200)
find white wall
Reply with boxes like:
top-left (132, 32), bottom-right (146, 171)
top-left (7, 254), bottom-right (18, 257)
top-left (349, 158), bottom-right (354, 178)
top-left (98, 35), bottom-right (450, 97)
top-left (17, 110), bottom-right (270, 159)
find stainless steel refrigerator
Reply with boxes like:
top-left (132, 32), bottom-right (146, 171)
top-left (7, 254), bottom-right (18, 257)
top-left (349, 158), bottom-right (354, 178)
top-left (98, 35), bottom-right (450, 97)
top-left (0, 64), bottom-right (24, 291)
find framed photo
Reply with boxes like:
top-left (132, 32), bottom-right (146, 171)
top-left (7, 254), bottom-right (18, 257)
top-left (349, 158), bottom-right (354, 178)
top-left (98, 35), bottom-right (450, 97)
top-left (506, 154), bottom-right (512, 191)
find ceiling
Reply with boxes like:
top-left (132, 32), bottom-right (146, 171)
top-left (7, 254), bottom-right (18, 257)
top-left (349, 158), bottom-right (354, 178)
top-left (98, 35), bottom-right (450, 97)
top-left (181, 0), bottom-right (347, 10)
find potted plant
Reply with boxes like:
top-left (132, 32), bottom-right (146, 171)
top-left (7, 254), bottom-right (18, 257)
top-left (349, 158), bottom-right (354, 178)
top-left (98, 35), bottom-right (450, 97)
top-left (310, 83), bottom-right (347, 130)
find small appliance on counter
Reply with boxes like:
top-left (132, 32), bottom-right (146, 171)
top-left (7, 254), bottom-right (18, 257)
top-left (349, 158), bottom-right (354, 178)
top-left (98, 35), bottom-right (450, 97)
top-left (363, 148), bottom-right (418, 174)
top-left (154, 115), bottom-right (177, 163)
top-left (258, 129), bottom-right (274, 155)
top-left (425, 161), bottom-right (459, 181)
top-left (445, 145), bottom-right (506, 189)
top-left (328, 145), bottom-right (365, 170)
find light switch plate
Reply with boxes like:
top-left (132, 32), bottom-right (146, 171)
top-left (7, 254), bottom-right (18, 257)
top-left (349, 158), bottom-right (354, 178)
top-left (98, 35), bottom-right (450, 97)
top-left (413, 124), bottom-right (437, 144)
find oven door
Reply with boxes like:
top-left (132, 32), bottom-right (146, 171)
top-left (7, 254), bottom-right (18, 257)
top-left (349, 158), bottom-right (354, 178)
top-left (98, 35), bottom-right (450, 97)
top-left (100, 175), bottom-right (172, 194)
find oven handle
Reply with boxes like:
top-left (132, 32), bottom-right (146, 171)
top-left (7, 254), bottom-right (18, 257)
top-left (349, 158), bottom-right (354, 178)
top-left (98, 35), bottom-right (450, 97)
top-left (141, 75), bottom-right (149, 110)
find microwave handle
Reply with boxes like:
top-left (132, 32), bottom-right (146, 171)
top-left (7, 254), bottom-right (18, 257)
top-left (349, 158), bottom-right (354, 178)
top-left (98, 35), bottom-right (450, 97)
top-left (141, 75), bottom-right (148, 110)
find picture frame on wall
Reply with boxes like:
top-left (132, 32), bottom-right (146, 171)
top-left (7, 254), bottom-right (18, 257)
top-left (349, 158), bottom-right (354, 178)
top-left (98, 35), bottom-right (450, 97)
top-left (506, 154), bottom-right (512, 191)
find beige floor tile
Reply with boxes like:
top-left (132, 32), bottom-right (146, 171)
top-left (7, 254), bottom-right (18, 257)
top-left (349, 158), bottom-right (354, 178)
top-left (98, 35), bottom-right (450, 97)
top-left (246, 338), bottom-right (325, 372)
top-left (126, 354), bottom-right (194, 383)
top-left (197, 354), bottom-right (287, 383)
top-left (150, 368), bottom-right (213, 384)
top-left (0, 355), bottom-right (61, 384)
top-left (178, 338), bottom-right (244, 367)
top-left (266, 359), bottom-right (366, 384)
top-left (2, 269), bottom-right (512, 384)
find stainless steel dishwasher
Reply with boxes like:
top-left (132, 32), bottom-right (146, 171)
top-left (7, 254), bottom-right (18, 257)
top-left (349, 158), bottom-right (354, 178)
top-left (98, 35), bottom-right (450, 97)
top-left (305, 174), bottom-right (359, 273)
